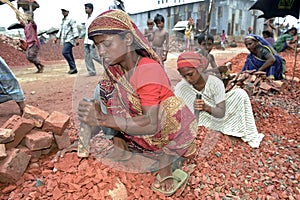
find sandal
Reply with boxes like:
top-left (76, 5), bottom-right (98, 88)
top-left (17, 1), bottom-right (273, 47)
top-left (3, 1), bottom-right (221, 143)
top-left (151, 169), bottom-right (188, 196)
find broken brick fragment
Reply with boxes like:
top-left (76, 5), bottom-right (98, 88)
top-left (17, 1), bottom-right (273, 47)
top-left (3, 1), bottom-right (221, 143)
top-left (42, 111), bottom-right (70, 136)
top-left (22, 105), bottom-right (50, 128)
top-left (5, 118), bottom-right (35, 149)
top-left (0, 128), bottom-right (14, 144)
top-left (0, 148), bottom-right (31, 183)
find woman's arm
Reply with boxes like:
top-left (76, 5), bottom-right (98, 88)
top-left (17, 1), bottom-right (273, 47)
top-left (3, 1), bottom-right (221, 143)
top-left (258, 50), bottom-right (276, 71)
top-left (194, 99), bottom-right (225, 118)
top-left (78, 99), bottom-right (159, 136)
top-left (105, 105), bottom-right (159, 135)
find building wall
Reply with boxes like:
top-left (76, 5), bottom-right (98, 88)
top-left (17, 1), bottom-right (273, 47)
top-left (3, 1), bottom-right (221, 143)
top-left (130, 1), bottom-right (209, 36)
top-left (129, 0), bottom-right (264, 38)
top-left (212, 0), bottom-right (264, 36)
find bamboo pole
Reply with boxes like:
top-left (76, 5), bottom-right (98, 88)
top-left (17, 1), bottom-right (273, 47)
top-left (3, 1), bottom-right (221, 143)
top-left (291, 36), bottom-right (298, 89)
top-left (201, 0), bottom-right (214, 33)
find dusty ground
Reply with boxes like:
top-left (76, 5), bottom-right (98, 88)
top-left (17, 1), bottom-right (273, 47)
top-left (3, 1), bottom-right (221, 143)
top-left (0, 45), bottom-right (299, 199)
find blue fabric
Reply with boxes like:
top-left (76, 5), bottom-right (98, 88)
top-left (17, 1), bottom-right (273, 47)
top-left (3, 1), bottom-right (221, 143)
top-left (246, 34), bottom-right (271, 46)
top-left (243, 54), bottom-right (285, 80)
top-left (0, 57), bottom-right (25, 103)
top-left (62, 42), bottom-right (77, 71)
top-left (243, 34), bottom-right (285, 80)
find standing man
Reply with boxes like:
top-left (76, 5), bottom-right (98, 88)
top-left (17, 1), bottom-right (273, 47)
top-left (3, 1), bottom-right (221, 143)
top-left (54, 8), bottom-right (79, 74)
top-left (17, 11), bottom-right (44, 73)
top-left (83, 3), bottom-right (102, 76)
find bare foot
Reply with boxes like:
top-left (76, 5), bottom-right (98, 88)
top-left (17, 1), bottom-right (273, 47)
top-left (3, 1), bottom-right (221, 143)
top-left (152, 153), bottom-right (174, 192)
top-left (106, 137), bottom-right (132, 161)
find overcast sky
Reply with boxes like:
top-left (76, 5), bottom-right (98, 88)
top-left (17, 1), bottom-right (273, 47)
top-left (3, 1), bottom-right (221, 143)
top-left (0, 0), bottom-right (298, 32)
top-left (0, 0), bottom-right (154, 31)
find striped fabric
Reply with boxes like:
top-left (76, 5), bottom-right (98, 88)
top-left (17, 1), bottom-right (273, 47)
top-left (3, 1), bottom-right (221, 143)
top-left (0, 57), bottom-right (25, 103)
top-left (174, 75), bottom-right (264, 148)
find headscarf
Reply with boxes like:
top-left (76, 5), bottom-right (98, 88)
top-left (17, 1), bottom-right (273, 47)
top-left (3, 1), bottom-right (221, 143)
top-left (177, 51), bottom-right (209, 71)
top-left (245, 34), bottom-right (277, 54)
top-left (88, 9), bottom-right (160, 63)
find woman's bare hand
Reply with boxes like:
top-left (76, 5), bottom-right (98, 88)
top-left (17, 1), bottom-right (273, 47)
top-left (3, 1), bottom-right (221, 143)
top-left (194, 99), bottom-right (205, 111)
top-left (78, 99), bottom-right (105, 126)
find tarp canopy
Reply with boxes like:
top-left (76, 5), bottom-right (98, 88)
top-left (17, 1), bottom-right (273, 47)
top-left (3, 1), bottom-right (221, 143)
top-left (172, 21), bottom-right (188, 31)
top-left (7, 22), bottom-right (24, 30)
top-left (46, 27), bottom-right (59, 35)
top-left (249, 0), bottom-right (300, 19)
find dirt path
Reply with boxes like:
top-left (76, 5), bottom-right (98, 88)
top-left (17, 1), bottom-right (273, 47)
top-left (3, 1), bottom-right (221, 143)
top-left (1, 47), bottom-right (247, 126)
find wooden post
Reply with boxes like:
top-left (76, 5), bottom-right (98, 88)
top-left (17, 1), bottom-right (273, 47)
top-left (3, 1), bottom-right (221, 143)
top-left (291, 36), bottom-right (298, 89)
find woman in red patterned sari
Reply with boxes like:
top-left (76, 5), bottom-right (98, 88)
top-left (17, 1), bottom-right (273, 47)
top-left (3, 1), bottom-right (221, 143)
top-left (78, 9), bottom-right (197, 194)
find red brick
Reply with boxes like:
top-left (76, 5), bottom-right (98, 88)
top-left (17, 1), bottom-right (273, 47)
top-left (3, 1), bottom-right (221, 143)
top-left (53, 130), bottom-right (71, 149)
top-left (1, 115), bottom-right (21, 129)
top-left (25, 130), bottom-right (53, 151)
top-left (5, 118), bottom-right (35, 149)
top-left (0, 144), bottom-right (7, 159)
top-left (42, 111), bottom-right (70, 136)
top-left (41, 142), bottom-right (57, 155)
top-left (259, 82), bottom-right (272, 91)
top-left (18, 145), bottom-right (42, 160)
top-left (0, 148), bottom-right (31, 183)
top-left (52, 186), bottom-right (64, 200)
top-left (22, 105), bottom-right (50, 128)
top-left (0, 128), bottom-right (15, 144)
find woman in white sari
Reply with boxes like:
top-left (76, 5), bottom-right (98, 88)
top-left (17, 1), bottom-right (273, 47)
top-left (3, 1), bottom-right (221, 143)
top-left (174, 52), bottom-right (264, 148)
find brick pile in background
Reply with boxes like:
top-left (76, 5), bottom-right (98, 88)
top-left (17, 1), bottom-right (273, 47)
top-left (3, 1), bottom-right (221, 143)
top-left (0, 105), bottom-right (71, 183)
top-left (38, 39), bottom-right (84, 62)
top-left (0, 37), bottom-right (31, 68)
top-left (0, 34), bottom-right (25, 52)
top-left (225, 70), bottom-right (298, 96)
top-left (0, 38), bottom-right (84, 67)
top-left (228, 51), bottom-right (300, 78)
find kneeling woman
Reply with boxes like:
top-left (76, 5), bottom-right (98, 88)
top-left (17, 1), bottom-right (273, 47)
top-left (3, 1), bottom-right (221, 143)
top-left (174, 52), bottom-right (264, 148)
top-left (78, 10), bottom-right (197, 195)
top-left (241, 34), bottom-right (285, 80)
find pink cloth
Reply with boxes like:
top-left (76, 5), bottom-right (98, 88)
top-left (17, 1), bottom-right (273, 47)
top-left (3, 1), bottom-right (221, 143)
top-left (23, 22), bottom-right (40, 48)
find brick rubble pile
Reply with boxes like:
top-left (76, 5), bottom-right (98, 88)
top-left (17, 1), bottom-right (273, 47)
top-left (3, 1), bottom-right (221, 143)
top-left (0, 105), bottom-right (71, 183)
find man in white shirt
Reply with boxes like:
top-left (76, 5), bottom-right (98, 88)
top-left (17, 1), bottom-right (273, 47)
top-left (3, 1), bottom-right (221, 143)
top-left (84, 3), bottom-right (102, 76)
top-left (54, 8), bottom-right (79, 74)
